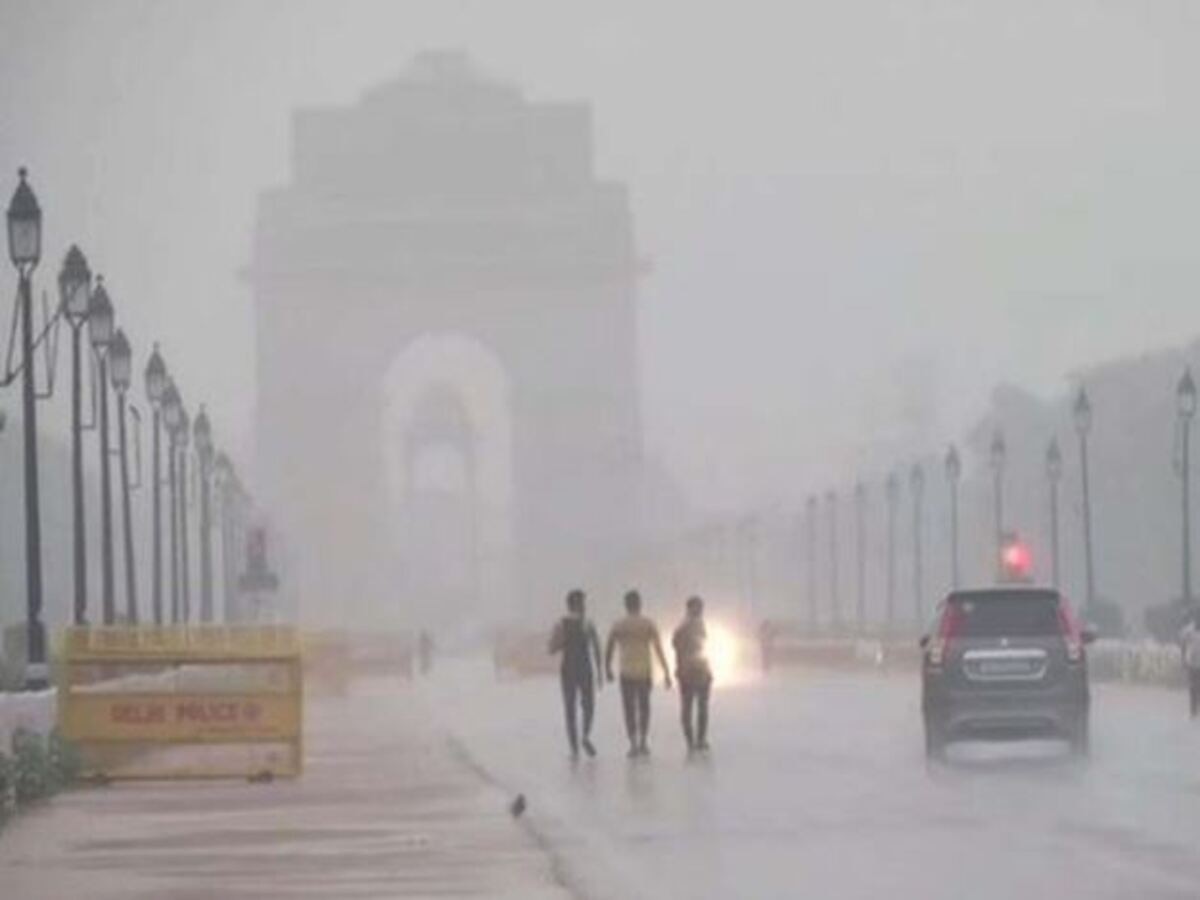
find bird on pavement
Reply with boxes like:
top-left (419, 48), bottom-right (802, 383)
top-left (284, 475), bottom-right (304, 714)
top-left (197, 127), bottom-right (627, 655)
top-left (509, 793), bottom-right (526, 818)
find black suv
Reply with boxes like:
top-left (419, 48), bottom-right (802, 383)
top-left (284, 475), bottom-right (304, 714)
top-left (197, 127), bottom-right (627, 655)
top-left (920, 587), bottom-right (1095, 759)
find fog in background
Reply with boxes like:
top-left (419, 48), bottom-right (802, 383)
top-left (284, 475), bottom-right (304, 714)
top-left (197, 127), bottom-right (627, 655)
top-left (3, 0), bottom-right (1200, 512)
top-left (8, 9), bottom-right (1200, 892)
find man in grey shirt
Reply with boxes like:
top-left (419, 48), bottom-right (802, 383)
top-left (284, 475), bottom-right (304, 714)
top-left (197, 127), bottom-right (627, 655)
top-left (549, 589), bottom-right (603, 759)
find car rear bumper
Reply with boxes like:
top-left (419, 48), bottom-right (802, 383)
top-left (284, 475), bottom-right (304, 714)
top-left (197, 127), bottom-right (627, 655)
top-left (924, 679), bottom-right (1088, 740)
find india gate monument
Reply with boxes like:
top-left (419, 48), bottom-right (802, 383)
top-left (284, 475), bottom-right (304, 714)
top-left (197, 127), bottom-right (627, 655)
top-left (247, 52), bottom-right (647, 631)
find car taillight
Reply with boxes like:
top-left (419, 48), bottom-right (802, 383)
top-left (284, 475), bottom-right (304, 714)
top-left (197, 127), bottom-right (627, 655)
top-left (939, 604), bottom-right (964, 639)
top-left (1058, 600), bottom-right (1083, 662)
top-left (928, 604), bottom-right (964, 667)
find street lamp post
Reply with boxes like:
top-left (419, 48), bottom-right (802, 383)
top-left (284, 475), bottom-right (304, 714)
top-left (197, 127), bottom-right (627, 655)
top-left (88, 278), bottom-right (116, 623)
top-left (162, 381), bottom-right (183, 622)
top-left (144, 346), bottom-right (168, 624)
top-left (944, 445), bottom-right (961, 590)
top-left (1046, 438), bottom-right (1063, 588)
top-left (58, 245), bottom-right (92, 625)
top-left (827, 490), bottom-right (840, 634)
top-left (109, 329), bottom-right (137, 624)
top-left (214, 452), bottom-right (235, 622)
top-left (1074, 387), bottom-right (1096, 617)
top-left (227, 468), bottom-right (248, 622)
top-left (178, 408), bottom-right (192, 622)
top-left (7, 168), bottom-right (47, 689)
top-left (854, 481), bottom-right (866, 636)
top-left (1178, 369), bottom-right (1196, 610)
top-left (194, 406), bottom-right (215, 623)
top-left (806, 495), bottom-right (818, 634)
top-left (911, 463), bottom-right (925, 629)
top-left (885, 472), bottom-right (898, 637)
top-left (990, 430), bottom-right (1007, 571)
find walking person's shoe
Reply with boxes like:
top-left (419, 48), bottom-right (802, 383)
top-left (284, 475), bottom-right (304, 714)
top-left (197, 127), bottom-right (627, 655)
top-left (627, 743), bottom-right (640, 759)
top-left (582, 737), bottom-right (597, 758)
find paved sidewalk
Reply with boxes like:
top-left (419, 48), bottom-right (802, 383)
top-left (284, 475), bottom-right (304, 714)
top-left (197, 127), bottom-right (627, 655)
top-left (0, 680), bottom-right (573, 899)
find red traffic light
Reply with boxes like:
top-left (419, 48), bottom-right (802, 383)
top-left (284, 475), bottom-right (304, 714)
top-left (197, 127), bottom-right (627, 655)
top-left (1000, 533), bottom-right (1033, 582)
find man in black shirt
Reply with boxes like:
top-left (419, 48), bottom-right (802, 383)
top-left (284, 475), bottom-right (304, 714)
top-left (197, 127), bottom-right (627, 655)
top-left (549, 589), bottom-right (603, 759)
top-left (672, 596), bottom-right (713, 754)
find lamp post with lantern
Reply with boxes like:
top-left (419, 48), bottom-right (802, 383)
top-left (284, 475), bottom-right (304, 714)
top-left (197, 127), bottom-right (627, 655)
top-left (854, 480), bottom-right (866, 636)
top-left (1046, 438), bottom-right (1063, 588)
top-left (161, 380), bottom-right (183, 621)
top-left (178, 407), bottom-right (192, 622)
top-left (58, 245), bottom-right (92, 624)
top-left (989, 430), bottom-right (1006, 570)
top-left (827, 490), bottom-right (840, 633)
top-left (110, 329), bottom-right (137, 623)
top-left (144, 345), bottom-right (168, 624)
top-left (214, 452), bottom-right (236, 622)
top-left (194, 406), bottom-right (215, 623)
top-left (885, 471), bottom-right (898, 636)
top-left (1074, 387), bottom-right (1096, 617)
top-left (1178, 369), bottom-right (1197, 609)
top-left (944, 445), bottom-right (961, 590)
top-left (88, 278), bottom-right (116, 623)
top-left (911, 462), bottom-right (925, 628)
top-left (7, 168), bottom-right (47, 687)
top-left (228, 463), bottom-right (251, 622)
top-left (806, 494), bottom-right (818, 634)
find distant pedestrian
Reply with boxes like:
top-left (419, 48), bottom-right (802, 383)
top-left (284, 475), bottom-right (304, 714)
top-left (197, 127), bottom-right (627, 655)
top-left (673, 596), bottom-right (713, 754)
top-left (549, 589), bottom-right (603, 759)
top-left (1181, 610), bottom-right (1200, 718)
top-left (605, 590), bottom-right (672, 757)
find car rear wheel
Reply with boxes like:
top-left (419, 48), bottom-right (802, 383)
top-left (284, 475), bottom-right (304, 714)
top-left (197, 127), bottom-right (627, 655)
top-left (1068, 712), bottom-right (1090, 758)
top-left (924, 716), bottom-right (946, 761)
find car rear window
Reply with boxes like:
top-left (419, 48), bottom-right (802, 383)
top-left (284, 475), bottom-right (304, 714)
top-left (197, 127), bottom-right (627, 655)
top-left (946, 590), bottom-right (1062, 638)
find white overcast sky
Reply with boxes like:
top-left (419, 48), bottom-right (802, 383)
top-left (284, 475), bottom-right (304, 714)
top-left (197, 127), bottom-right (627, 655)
top-left (2, 0), bottom-right (1199, 511)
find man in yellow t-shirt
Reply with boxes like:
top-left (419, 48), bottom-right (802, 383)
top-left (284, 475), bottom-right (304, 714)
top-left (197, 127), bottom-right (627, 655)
top-left (605, 590), bottom-right (671, 757)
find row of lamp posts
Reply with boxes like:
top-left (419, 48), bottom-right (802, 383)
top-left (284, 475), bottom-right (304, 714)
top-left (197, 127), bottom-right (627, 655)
top-left (806, 391), bottom-right (1099, 628)
top-left (804, 371), bottom-right (1200, 634)
top-left (5, 168), bottom-right (252, 690)
top-left (985, 388), bottom-right (1095, 612)
top-left (808, 465), bottom-right (928, 635)
top-left (660, 381), bottom-right (1197, 639)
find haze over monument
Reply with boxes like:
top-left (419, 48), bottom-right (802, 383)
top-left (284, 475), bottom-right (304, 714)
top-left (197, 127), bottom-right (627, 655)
top-left (8, 6), bottom-right (1200, 896)
top-left (249, 53), bottom-right (651, 625)
top-left (5, 1), bottom-right (1199, 519)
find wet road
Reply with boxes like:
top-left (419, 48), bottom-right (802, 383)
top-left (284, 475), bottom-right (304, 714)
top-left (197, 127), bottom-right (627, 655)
top-left (0, 684), bottom-right (570, 899)
top-left (427, 661), bottom-right (1200, 899)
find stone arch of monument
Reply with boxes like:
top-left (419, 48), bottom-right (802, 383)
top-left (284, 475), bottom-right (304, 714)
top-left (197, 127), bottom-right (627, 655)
top-left (248, 52), bottom-right (645, 628)
top-left (380, 334), bottom-right (513, 630)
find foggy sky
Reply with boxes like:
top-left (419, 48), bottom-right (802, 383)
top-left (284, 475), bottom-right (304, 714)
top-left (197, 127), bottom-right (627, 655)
top-left (3, 0), bottom-right (1199, 512)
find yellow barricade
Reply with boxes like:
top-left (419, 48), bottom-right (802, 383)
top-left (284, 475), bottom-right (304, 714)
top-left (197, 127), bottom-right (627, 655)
top-left (58, 625), bottom-right (304, 780)
top-left (303, 630), bottom-right (352, 696)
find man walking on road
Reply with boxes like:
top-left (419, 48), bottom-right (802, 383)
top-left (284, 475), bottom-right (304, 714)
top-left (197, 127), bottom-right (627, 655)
top-left (1181, 610), bottom-right (1200, 718)
top-left (606, 590), bottom-right (671, 757)
top-left (549, 589), bottom-right (603, 759)
top-left (673, 596), bottom-right (713, 754)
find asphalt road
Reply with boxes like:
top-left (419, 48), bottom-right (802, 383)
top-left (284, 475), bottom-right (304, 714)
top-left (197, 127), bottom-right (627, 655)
top-left (425, 659), bottom-right (1200, 900)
